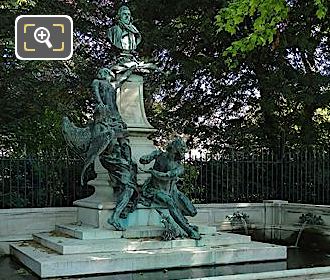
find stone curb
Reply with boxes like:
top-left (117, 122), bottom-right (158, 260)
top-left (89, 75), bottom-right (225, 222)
top-left (183, 266), bottom-right (330, 280)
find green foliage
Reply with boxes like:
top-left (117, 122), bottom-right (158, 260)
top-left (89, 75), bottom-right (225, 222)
top-left (215, 0), bottom-right (328, 67)
top-left (299, 212), bottom-right (325, 226)
top-left (180, 164), bottom-right (202, 202)
top-left (133, 0), bottom-right (329, 152)
top-left (0, 0), bottom-right (117, 157)
top-left (226, 211), bottom-right (250, 234)
top-left (0, 0), bottom-right (329, 158)
top-left (226, 211), bottom-right (249, 224)
top-left (315, 0), bottom-right (328, 19)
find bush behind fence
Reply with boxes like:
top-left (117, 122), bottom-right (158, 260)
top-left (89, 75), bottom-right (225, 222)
top-left (1, 149), bottom-right (330, 208)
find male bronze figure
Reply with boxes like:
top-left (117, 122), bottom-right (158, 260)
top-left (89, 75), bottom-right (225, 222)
top-left (140, 138), bottom-right (201, 240)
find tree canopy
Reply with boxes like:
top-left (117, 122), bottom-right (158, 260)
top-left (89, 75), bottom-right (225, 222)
top-left (0, 0), bottom-right (329, 157)
top-left (215, 0), bottom-right (328, 67)
top-left (138, 0), bottom-right (330, 152)
top-left (210, 0), bottom-right (330, 151)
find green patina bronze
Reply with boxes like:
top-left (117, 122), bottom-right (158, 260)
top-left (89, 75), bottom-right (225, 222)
top-left (139, 138), bottom-right (201, 240)
top-left (63, 67), bottom-right (138, 231)
top-left (91, 67), bottom-right (133, 126)
top-left (108, 6), bottom-right (157, 74)
top-left (108, 5), bottom-right (141, 54)
top-left (63, 5), bottom-right (199, 239)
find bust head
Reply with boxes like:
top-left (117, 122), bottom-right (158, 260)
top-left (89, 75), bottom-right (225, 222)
top-left (118, 6), bottom-right (131, 25)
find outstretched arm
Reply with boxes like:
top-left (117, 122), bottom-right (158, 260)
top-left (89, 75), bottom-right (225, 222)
top-left (139, 150), bottom-right (161, 164)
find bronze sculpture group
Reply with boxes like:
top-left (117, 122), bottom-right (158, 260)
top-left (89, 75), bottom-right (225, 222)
top-left (63, 6), bottom-right (200, 240)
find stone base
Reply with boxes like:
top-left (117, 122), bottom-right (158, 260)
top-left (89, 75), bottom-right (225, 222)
top-left (128, 131), bottom-right (155, 184)
top-left (32, 229), bottom-right (230, 255)
top-left (10, 232), bottom-right (287, 278)
top-left (56, 223), bottom-right (166, 239)
top-left (55, 224), bottom-right (123, 240)
top-left (75, 204), bottom-right (164, 230)
top-left (56, 222), bottom-right (217, 240)
top-left (73, 156), bottom-right (117, 209)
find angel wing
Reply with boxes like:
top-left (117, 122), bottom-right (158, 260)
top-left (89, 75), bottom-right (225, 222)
top-left (62, 116), bottom-right (91, 157)
top-left (80, 130), bottom-right (115, 185)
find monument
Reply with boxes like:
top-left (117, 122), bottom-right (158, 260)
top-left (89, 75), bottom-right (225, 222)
top-left (62, 4), bottom-right (200, 238)
top-left (10, 6), bottom-right (287, 278)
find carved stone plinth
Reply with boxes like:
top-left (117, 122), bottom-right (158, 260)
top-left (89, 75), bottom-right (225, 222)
top-left (117, 74), bottom-right (153, 130)
top-left (73, 157), bottom-right (116, 209)
top-left (76, 205), bottom-right (164, 231)
top-left (117, 74), bottom-right (156, 184)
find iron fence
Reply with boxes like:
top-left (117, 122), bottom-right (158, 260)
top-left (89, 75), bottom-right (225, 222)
top-left (1, 149), bottom-right (330, 208)
top-left (0, 157), bottom-right (93, 208)
top-left (183, 149), bottom-right (330, 205)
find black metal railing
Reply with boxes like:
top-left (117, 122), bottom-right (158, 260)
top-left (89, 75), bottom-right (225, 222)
top-left (0, 157), bottom-right (93, 208)
top-left (1, 149), bottom-right (330, 208)
top-left (183, 149), bottom-right (330, 205)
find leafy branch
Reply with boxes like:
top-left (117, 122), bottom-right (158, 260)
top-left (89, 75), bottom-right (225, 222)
top-left (215, 0), bottom-right (328, 68)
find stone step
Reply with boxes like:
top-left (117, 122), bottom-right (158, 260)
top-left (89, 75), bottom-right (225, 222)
top-left (122, 226), bottom-right (165, 238)
top-left (10, 240), bottom-right (286, 278)
top-left (56, 224), bottom-right (123, 240)
top-left (32, 232), bottom-right (251, 255)
top-left (56, 223), bottom-right (217, 240)
top-left (56, 224), bottom-right (166, 240)
top-left (197, 225), bottom-right (217, 235)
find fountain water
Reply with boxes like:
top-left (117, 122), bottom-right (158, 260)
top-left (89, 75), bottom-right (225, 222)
top-left (294, 212), bottom-right (324, 247)
top-left (226, 211), bottom-right (250, 235)
top-left (294, 221), bottom-right (308, 247)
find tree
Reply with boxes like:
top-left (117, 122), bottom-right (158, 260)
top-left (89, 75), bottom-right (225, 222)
top-left (215, 0), bottom-right (328, 67)
top-left (213, 0), bottom-right (330, 150)
top-left (135, 0), bottom-right (330, 152)
top-left (0, 0), bottom-right (119, 156)
top-left (1, 0), bottom-right (329, 156)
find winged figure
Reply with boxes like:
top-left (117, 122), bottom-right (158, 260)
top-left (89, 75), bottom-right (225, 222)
top-left (62, 105), bottom-right (116, 185)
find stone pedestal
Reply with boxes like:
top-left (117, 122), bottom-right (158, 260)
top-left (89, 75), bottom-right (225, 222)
top-left (117, 74), bottom-right (153, 129)
top-left (11, 231), bottom-right (287, 278)
top-left (76, 205), bottom-right (163, 230)
top-left (117, 74), bottom-right (156, 184)
top-left (73, 157), bottom-right (116, 210)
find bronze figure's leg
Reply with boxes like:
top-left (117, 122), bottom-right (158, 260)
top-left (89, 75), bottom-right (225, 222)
top-left (155, 191), bottom-right (201, 240)
top-left (174, 190), bottom-right (197, 217)
top-left (108, 188), bottom-right (134, 231)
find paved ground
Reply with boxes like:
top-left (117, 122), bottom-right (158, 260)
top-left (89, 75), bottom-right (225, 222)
top-left (0, 255), bottom-right (285, 280)
top-left (1, 248), bottom-right (330, 280)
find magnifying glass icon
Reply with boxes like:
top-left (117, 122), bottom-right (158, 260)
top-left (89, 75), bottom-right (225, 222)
top-left (34, 27), bottom-right (53, 48)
